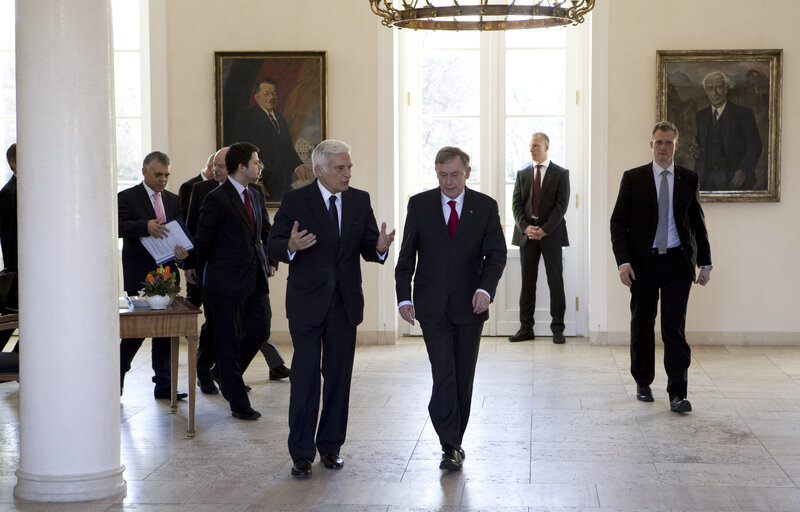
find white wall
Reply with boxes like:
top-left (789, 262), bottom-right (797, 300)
top-left (163, 0), bottom-right (393, 340)
top-left (595, 0), bottom-right (800, 342)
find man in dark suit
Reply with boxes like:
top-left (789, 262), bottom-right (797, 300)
top-left (118, 151), bottom-right (189, 399)
top-left (509, 132), bottom-right (570, 344)
top-left (267, 139), bottom-right (394, 478)
top-left (194, 142), bottom-right (273, 420)
top-left (0, 143), bottom-right (18, 351)
top-left (233, 77), bottom-right (307, 204)
top-left (185, 147), bottom-right (290, 395)
top-left (690, 70), bottom-right (762, 191)
top-left (610, 121), bottom-right (712, 414)
top-left (178, 153), bottom-right (215, 308)
top-left (395, 146), bottom-right (507, 471)
top-left (178, 153), bottom-right (215, 221)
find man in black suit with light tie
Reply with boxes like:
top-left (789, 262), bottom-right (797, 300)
top-left (267, 139), bottom-right (395, 478)
top-left (610, 121), bottom-right (712, 413)
top-left (509, 132), bottom-right (570, 344)
top-left (118, 151), bottom-right (189, 399)
top-left (395, 146), bottom-right (507, 471)
top-left (194, 142), bottom-right (274, 420)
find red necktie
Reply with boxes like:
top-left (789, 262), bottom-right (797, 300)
top-left (447, 200), bottom-right (458, 238)
top-left (532, 164), bottom-right (542, 218)
top-left (243, 189), bottom-right (255, 231)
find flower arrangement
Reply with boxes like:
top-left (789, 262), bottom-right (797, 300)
top-left (140, 265), bottom-right (179, 298)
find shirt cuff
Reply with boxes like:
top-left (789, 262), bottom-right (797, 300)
top-left (398, 300), bottom-right (413, 308)
top-left (475, 289), bottom-right (490, 299)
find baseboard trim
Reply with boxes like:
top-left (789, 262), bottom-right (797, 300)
top-left (591, 331), bottom-right (800, 346)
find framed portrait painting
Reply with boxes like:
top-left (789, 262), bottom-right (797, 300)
top-left (215, 51), bottom-right (327, 207)
top-left (656, 49), bottom-right (782, 202)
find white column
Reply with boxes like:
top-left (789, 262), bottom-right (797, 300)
top-left (14, 0), bottom-right (125, 502)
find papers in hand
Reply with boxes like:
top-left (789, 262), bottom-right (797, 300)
top-left (140, 219), bottom-right (194, 265)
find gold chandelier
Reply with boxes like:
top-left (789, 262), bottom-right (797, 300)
top-left (369, 0), bottom-right (595, 30)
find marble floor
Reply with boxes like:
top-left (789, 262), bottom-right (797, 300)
top-left (2, 336), bottom-right (800, 511)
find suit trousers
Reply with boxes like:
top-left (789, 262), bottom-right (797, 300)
top-left (629, 250), bottom-right (692, 399)
top-left (420, 319), bottom-right (483, 450)
top-left (120, 336), bottom-right (171, 391)
top-left (203, 291), bottom-right (269, 411)
top-left (518, 240), bottom-right (566, 334)
top-left (287, 287), bottom-right (357, 462)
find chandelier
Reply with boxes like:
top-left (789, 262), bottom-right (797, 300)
top-left (369, 0), bottom-right (595, 31)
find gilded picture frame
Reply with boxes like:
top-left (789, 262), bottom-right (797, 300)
top-left (656, 49), bottom-right (782, 202)
top-left (215, 51), bottom-right (327, 207)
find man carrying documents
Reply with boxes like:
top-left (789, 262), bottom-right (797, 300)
top-left (118, 151), bottom-right (190, 400)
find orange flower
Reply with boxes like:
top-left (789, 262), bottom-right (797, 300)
top-left (146, 273), bottom-right (155, 282)
top-left (163, 265), bottom-right (170, 274)
top-left (163, 269), bottom-right (171, 279)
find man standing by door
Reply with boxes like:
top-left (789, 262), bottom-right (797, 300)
top-left (509, 132), bottom-right (570, 344)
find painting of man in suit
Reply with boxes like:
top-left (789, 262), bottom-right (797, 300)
top-left (689, 70), bottom-right (762, 191)
top-left (216, 52), bottom-right (326, 207)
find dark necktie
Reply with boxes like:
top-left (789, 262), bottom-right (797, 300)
top-left (532, 164), bottom-right (543, 218)
top-left (712, 108), bottom-right (719, 125)
top-left (447, 200), bottom-right (458, 238)
top-left (329, 195), bottom-right (339, 239)
top-left (243, 189), bottom-right (255, 231)
top-left (269, 112), bottom-right (280, 133)
top-left (655, 170), bottom-right (669, 252)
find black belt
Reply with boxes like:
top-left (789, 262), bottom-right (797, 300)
top-left (650, 246), bottom-right (682, 256)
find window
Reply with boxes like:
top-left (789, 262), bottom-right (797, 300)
top-left (399, 27), bottom-right (578, 243)
top-left (0, 0), bottom-right (146, 187)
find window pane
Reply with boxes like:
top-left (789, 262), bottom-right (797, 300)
top-left (421, 50), bottom-right (479, 116)
top-left (114, 52), bottom-right (141, 117)
top-left (506, 48), bottom-right (565, 115)
top-left (116, 118), bottom-right (142, 183)
top-left (420, 30), bottom-right (479, 49)
top-left (111, 0), bottom-right (140, 50)
top-left (505, 27), bottom-right (566, 48)
top-left (0, 53), bottom-right (15, 116)
top-left (505, 117), bottom-right (565, 181)
top-left (0, 1), bottom-right (14, 50)
top-left (420, 117), bottom-right (480, 186)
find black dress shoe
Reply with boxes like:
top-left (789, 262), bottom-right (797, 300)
top-left (670, 396), bottom-right (692, 413)
top-left (198, 377), bottom-right (219, 395)
top-left (636, 384), bottom-right (654, 402)
top-left (291, 459), bottom-right (312, 477)
top-left (552, 332), bottom-right (566, 344)
top-left (508, 329), bottom-right (535, 342)
top-left (231, 406), bottom-right (261, 420)
top-left (320, 453), bottom-right (343, 469)
top-left (457, 447), bottom-right (465, 460)
top-left (154, 389), bottom-right (188, 400)
top-left (439, 447), bottom-right (463, 471)
top-left (269, 364), bottom-right (291, 380)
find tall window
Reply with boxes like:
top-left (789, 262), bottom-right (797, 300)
top-left (0, 0), bottom-right (145, 186)
top-left (400, 27), bottom-right (573, 243)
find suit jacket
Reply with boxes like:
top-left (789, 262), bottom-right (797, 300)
top-left (266, 180), bottom-right (384, 328)
top-left (178, 173), bottom-right (203, 220)
top-left (0, 176), bottom-right (17, 272)
top-left (194, 179), bottom-right (271, 298)
top-left (118, 183), bottom-right (182, 295)
top-left (511, 162), bottom-right (570, 248)
top-left (233, 107), bottom-right (303, 204)
top-left (610, 163), bottom-right (711, 282)
top-left (694, 101), bottom-right (762, 190)
top-left (395, 187), bottom-right (507, 326)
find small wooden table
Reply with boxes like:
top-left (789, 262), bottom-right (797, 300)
top-left (120, 297), bottom-right (201, 437)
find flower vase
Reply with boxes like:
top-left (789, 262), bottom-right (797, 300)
top-left (145, 294), bottom-right (171, 310)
